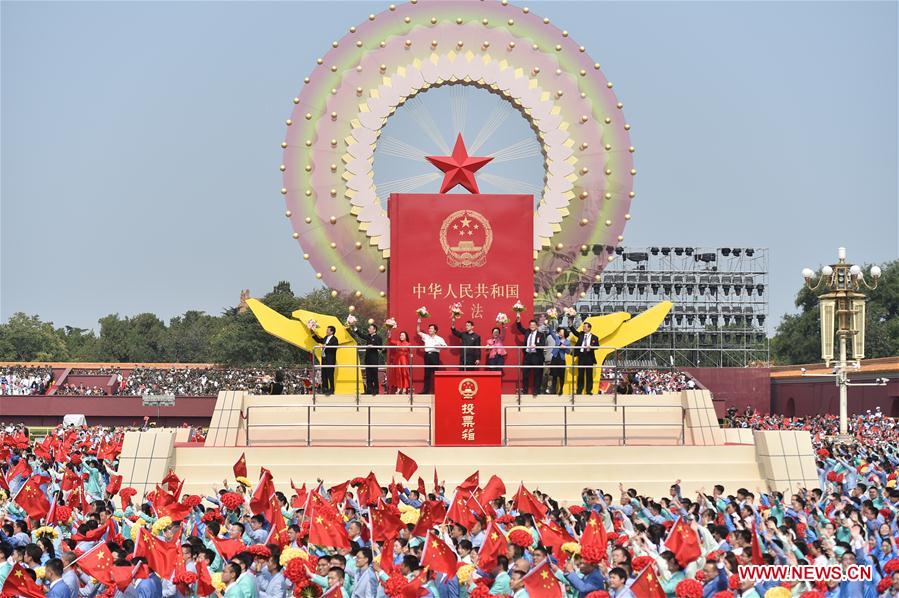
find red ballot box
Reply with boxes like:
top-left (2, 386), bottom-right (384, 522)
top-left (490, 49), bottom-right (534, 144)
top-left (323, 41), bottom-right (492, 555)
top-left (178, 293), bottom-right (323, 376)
top-left (433, 371), bottom-right (502, 446)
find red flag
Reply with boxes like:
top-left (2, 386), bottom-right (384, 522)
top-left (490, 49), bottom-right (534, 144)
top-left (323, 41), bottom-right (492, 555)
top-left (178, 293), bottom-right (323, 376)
top-left (328, 480), bottom-right (349, 505)
top-left (433, 467), bottom-right (439, 493)
top-left (73, 542), bottom-right (116, 586)
top-left (401, 572), bottom-right (429, 598)
top-left (417, 477), bottom-right (426, 496)
top-left (389, 479), bottom-right (400, 506)
top-left (412, 500), bottom-right (447, 536)
top-left (478, 521), bottom-right (509, 572)
top-left (195, 560), bottom-right (216, 597)
top-left (136, 527), bottom-right (183, 578)
top-left (68, 478), bottom-right (90, 513)
top-left (111, 565), bottom-right (142, 592)
top-left (370, 501), bottom-right (405, 542)
top-left (629, 564), bottom-right (666, 598)
top-left (456, 471), bottom-right (479, 493)
top-left (750, 521), bottom-right (765, 565)
top-left (14, 475), bottom-right (50, 520)
top-left (579, 510), bottom-right (608, 551)
top-left (266, 497), bottom-right (290, 547)
top-left (535, 519), bottom-right (576, 565)
top-left (207, 532), bottom-right (247, 561)
top-left (522, 560), bottom-right (562, 598)
top-left (513, 483), bottom-right (547, 519)
top-left (664, 518), bottom-right (702, 568)
top-left (7, 458), bottom-right (31, 481)
top-left (106, 474), bottom-right (123, 497)
top-left (356, 471), bottom-right (382, 507)
top-left (161, 469), bottom-right (181, 491)
top-left (250, 467), bottom-right (276, 517)
top-left (1, 563), bottom-right (44, 598)
top-left (380, 531), bottom-right (396, 575)
top-left (420, 531), bottom-right (458, 575)
top-left (309, 501), bottom-right (351, 549)
top-left (395, 451), bottom-right (418, 480)
top-left (72, 518), bottom-right (114, 543)
top-left (446, 491), bottom-right (478, 530)
top-left (480, 475), bottom-right (506, 504)
top-left (233, 453), bottom-right (248, 479)
top-left (291, 480), bottom-right (307, 509)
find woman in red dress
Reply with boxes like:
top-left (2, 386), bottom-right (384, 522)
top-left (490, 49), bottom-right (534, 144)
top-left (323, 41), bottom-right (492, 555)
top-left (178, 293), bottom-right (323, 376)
top-left (387, 328), bottom-right (412, 394)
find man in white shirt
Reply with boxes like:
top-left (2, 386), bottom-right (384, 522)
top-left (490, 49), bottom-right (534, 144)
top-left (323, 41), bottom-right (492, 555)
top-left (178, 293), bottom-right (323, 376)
top-left (416, 319), bottom-right (447, 394)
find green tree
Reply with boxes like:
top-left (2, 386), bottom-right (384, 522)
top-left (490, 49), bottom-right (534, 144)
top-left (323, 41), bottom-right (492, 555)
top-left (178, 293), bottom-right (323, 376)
top-left (57, 326), bottom-right (101, 361)
top-left (0, 313), bottom-right (70, 361)
top-left (771, 259), bottom-right (899, 364)
top-left (165, 310), bottom-right (224, 362)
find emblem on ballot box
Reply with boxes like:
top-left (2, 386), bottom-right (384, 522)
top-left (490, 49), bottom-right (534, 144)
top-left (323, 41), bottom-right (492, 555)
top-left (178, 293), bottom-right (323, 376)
top-left (439, 209), bottom-right (493, 268)
top-left (458, 378), bottom-right (479, 400)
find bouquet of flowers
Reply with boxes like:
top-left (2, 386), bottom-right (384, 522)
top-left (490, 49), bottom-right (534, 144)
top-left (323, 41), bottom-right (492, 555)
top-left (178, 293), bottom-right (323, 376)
top-left (450, 302), bottom-right (463, 317)
top-left (384, 317), bottom-right (397, 329)
top-left (546, 307), bottom-right (559, 320)
top-left (495, 312), bottom-right (509, 324)
top-left (416, 306), bottom-right (430, 318)
top-left (345, 314), bottom-right (357, 327)
top-left (563, 307), bottom-right (578, 318)
top-left (512, 300), bottom-right (525, 313)
top-left (306, 319), bottom-right (319, 331)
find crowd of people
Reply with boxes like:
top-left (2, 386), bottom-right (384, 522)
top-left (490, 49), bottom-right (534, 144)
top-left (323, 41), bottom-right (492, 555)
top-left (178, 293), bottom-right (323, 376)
top-left (54, 384), bottom-right (109, 397)
top-left (116, 368), bottom-right (317, 397)
top-left (0, 367), bottom-right (54, 396)
top-left (0, 407), bottom-right (897, 597)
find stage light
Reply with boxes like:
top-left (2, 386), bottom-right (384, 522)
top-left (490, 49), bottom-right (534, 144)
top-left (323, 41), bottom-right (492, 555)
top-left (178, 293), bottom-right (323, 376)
top-left (663, 284), bottom-right (672, 294)
top-left (697, 253), bottom-right (716, 263)
top-left (627, 284), bottom-right (636, 294)
top-left (661, 247), bottom-right (671, 256)
top-left (675, 313), bottom-right (683, 325)
top-left (625, 252), bottom-right (649, 262)
top-left (733, 248), bottom-right (742, 257)
top-left (651, 284), bottom-right (660, 294)
top-left (757, 314), bottom-right (766, 325)
top-left (603, 283), bottom-right (612, 293)
top-left (685, 283), bottom-right (694, 295)
top-left (606, 245), bottom-right (616, 254)
top-left (591, 244), bottom-right (602, 255)
top-left (756, 284), bottom-right (764, 295)
top-left (650, 247), bottom-right (659, 255)
top-left (745, 248), bottom-right (755, 257)
top-left (674, 247), bottom-right (684, 256)
top-left (592, 284), bottom-right (601, 294)
top-left (720, 247), bottom-right (731, 256)
top-left (615, 247), bottom-right (625, 255)
top-left (685, 247), bottom-right (694, 256)
top-left (614, 284), bottom-right (624, 294)
top-left (637, 284), bottom-right (646, 294)
top-left (698, 314), bottom-right (707, 325)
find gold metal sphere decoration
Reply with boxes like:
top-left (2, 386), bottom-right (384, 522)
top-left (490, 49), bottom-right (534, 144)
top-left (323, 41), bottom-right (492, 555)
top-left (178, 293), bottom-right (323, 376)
top-left (330, 266), bottom-right (337, 272)
top-left (629, 191), bottom-right (636, 198)
top-left (292, 232), bottom-right (299, 239)
top-left (330, 242), bottom-right (337, 249)
top-left (281, 142), bottom-right (288, 148)
top-left (378, 265), bottom-right (386, 272)
top-left (304, 217), bottom-right (312, 224)
top-left (355, 241), bottom-right (363, 249)
top-left (329, 216), bottom-right (337, 224)
top-left (293, 97), bottom-right (300, 104)
top-left (303, 253), bottom-right (310, 260)
top-left (285, 210), bottom-right (292, 217)
top-left (605, 219), bottom-right (612, 226)
top-left (624, 213), bottom-right (632, 220)
top-left (280, 188), bottom-right (287, 195)
top-left (331, 290), bottom-right (338, 297)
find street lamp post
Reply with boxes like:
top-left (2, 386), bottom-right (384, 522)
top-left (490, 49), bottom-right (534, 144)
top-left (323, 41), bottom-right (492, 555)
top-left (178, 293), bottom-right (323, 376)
top-left (802, 247), bottom-right (883, 439)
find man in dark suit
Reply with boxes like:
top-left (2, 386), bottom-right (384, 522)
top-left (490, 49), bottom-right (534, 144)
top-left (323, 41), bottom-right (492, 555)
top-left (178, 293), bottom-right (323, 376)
top-left (515, 313), bottom-right (547, 396)
top-left (569, 321), bottom-right (600, 394)
top-left (352, 323), bottom-right (383, 395)
top-left (451, 317), bottom-right (481, 370)
top-left (312, 325), bottom-right (339, 395)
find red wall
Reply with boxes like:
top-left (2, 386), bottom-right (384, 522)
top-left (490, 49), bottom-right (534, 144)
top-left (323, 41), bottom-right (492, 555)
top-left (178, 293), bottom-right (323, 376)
top-left (685, 367), bottom-right (771, 417)
top-left (771, 376), bottom-right (899, 418)
top-left (0, 395), bottom-right (216, 427)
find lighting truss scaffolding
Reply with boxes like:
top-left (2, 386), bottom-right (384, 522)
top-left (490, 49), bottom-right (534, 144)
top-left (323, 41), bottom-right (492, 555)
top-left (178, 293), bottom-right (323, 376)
top-left (543, 246), bottom-right (770, 368)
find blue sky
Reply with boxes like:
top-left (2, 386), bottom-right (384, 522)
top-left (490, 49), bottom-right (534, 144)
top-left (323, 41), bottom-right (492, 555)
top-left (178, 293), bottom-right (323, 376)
top-left (2, 1), bottom-right (896, 332)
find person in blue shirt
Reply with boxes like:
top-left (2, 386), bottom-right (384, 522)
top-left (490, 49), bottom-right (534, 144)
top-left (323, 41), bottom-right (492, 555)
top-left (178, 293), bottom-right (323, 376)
top-left (547, 327), bottom-right (570, 396)
top-left (45, 559), bottom-right (72, 598)
top-left (561, 556), bottom-right (606, 598)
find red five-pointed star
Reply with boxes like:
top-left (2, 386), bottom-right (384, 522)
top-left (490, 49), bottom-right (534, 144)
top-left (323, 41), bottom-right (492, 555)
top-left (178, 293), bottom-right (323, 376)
top-left (426, 133), bottom-right (493, 194)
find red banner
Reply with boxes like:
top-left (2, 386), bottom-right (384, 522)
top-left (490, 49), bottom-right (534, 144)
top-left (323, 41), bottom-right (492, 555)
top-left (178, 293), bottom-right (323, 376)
top-left (388, 194), bottom-right (533, 392)
top-left (434, 371), bottom-right (502, 446)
